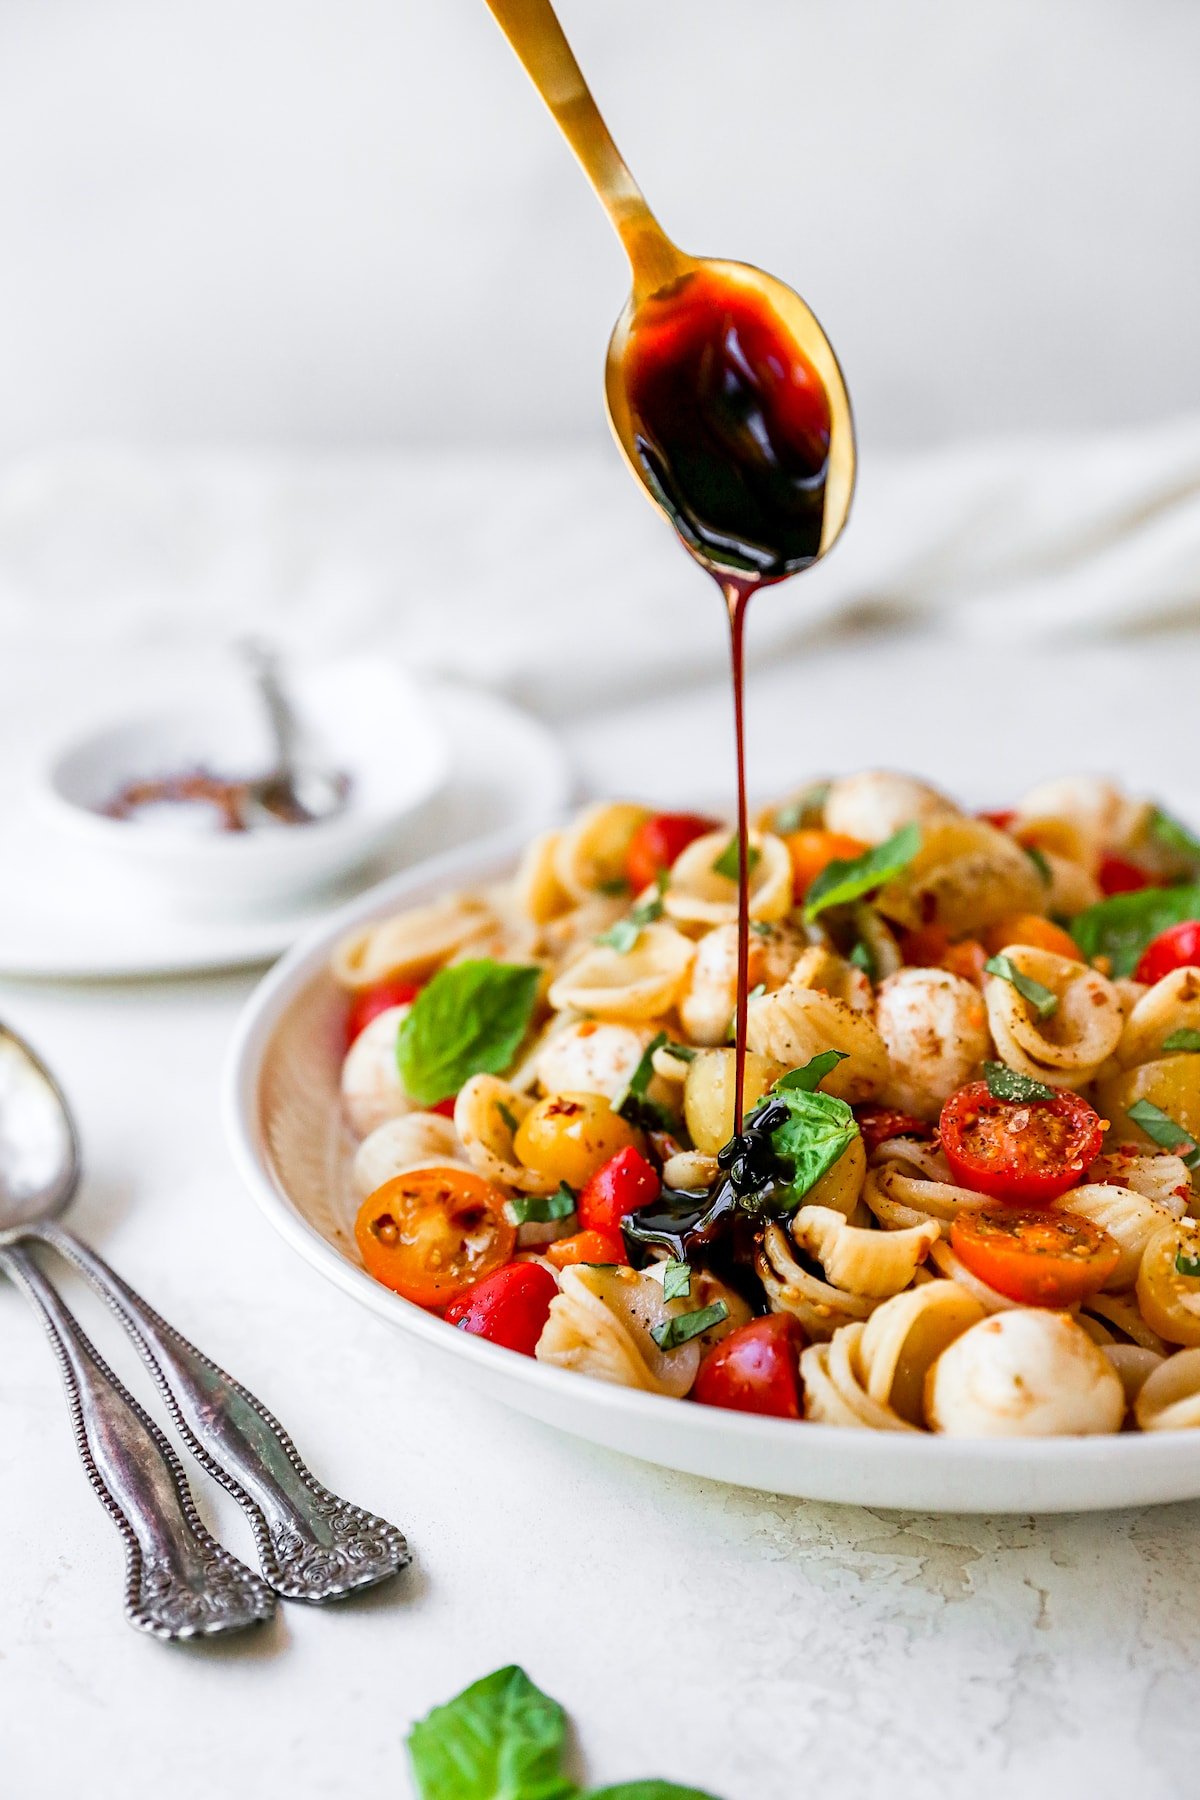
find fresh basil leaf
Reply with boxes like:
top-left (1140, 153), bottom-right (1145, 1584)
top-left (711, 837), bottom-right (761, 882)
top-left (1151, 806), bottom-right (1200, 866)
top-left (1163, 1029), bottom-right (1200, 1052)
top-left (1069, 884), bottom-right (1200, 978)
top-left (803, 822), bottom-right (921, 921)
top-left (775, 1049), bottom-right (847, 1093)
top-left (661, 1041), bottom-right (697, 1065)
top-left (597, 876), bottom-right (632, 898)
top-left (509, 1187), bottom-right (576, 1226)
top-left (589, 1786), bottom-right (722, 1799)
top-left (750, 920), bottom-right (774, 939)
top-left (983, 1061), bottom-right (1056, 1103)
top-left (397, 961), bottom-right (541, 1107)
top-left (984, 953), bottom-right (1059, 1019)
top-left (613, 1032), bottom-right (672, 1131)
top-left (662, 1259), bottom-right (691, 1301)
top-left (772, 781), bottom-right (829, 836)
top-left (1024, 845), bottom-right (1053, 887)
top-left (1176, 1251), bottom-right (1200, 1279)
top-left (650, 1300), bottom-right (729, 1350)
top-left (407, 1665), bottom-right (578, 1800)
top-left (1127, 1099), bottom-right (1200, 1169)
top-left (497, 1100), bottom-right (521, 1135)
top-left (848, 939), bottom-right (876, 980)
top-left (596, 873), bottom-right (669, 954)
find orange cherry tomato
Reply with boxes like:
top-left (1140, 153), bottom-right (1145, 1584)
top-left (939, 1081), bottom-right (1105, 1205)
top-left (982, 914), bottom-right (1080, 960)
top-left (543, 1229), bottom-right (626, 1270)
top-left (783, 830), bottom-right (869, 903)
top-left (354, 1167), bottom-right (515, 1309)
top-left (625, 812), bottom-right (720, 891)
top-left (941, 938), bottom-right (988, 984)
top-left (950, 1206), bottom-right (1121, 1308)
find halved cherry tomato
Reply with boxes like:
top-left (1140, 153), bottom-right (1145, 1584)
top-left (854, 1105), bottom-right (933, 1157)
top-left (941, 939), bottom-right (988, 984)
top-left (431, 1096), bottom-right (458, 1119)
top-left (1134, 919), bottom-right (1200, 986)
top-left (625, 812), bottom-right (719, 892)
top-left (577, 1145), bottom-right (661, 1236)
top-left (543, 1228), bottom-right (626, 1270)
top-left (354, 1167), bottom-right (515, 1309)
top-left (1098, 855), bottom-right (1150, 897)
top-left (692, 1315), bottom-right (805, 1418)
top-left (898, 924), bottom-right (949, 966)
top-left (442, 1261), bottom-right (557, 1355)
top-left (982, 914), bottom-right (1080, 961)
top-left (977, 809), bottom-right (1016, 832)
top-left (344, 979), bottom-right (420, 1048)
top-left (950, 1206), bottom-right (1120, 1307)
top-left (939, 1081), bottom-right (1105, 1205)
top-left (783, 829), bottom-right (869, 903)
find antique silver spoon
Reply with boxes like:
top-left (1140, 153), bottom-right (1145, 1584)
top-left (0, 1022), bottom-right (409, 1622)
top-left (238, 639), bottom-right (350, 829)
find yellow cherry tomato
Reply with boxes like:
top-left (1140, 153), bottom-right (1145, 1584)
top-left (1137, 1220), bottom-right (1200, 1347)
top-left (512, 1091), bottom-right (644, 1188)
top-left (1095, 1054), bottom-right (1200, 1153)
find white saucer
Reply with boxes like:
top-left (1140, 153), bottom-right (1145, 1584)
top-left (0, 684), bottom-right (571, 979)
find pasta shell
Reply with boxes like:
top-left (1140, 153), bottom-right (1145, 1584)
top-left (863, 1145), bottom-right (983, 1231)
top-left (746, 979), bottom-right (889, 1103)
top-left (547, 922), bottom-right (695, 1021)
top-left (823, 771), bottom-right (958, 845)
top-left (513, 830), bottom-right (573, 924)
top-left (874, 967), bottom-right (990, 1119)
top-left (333, 894), bottom-right (498, 990)
top-left (791, 1204), bottom-right (939, 1298)
top-left (340, 1006), bottom-right (417, 1137)
top-left (662, 831), bottom-right (793, 928)
top-left (857, 1281), bottom-right (987, 1424)
top-left (758, 1221), bottom-right (882, 1340)
top-left (643, 1262), bottom-right (753, 1349)
top-left (1014, 776), bottom-right (1149, 864)
top-left (553, 803), bottom-right (651, 902)
top-left (1134, 1348), bottom-right (1200, 1430)
top-left (1117, 967), bottom-right (1200, 1069)
top-left (1059, 1182), bottom-right (1175, 1290)
top-left (984, 946), bottom-right (1123, 1087)
top-left (453, 1074), bottom-right (558, 1196)
top-left (535, 1264), bottom-right (702, 1397)
top-left (800, 1325), bottom-right (919, 1431)
top-left (804, 1133), bottom-right (867, 1221)
top-left (352, 1112), bottom-right (464, 1198)
top-left (789, 945), bottom-right (874, 1015)
top-left (1084, 1291), bottom-right (1170, 1355)
top-left (1039, 851), bottom-right (1101, 917)
top-left (1103, 1344), bottom-right (1164, 1408)
top-left (1087, 1149), bottom-right (1190, 1217)
top-left (875, 818), bottom-right (1043, 937)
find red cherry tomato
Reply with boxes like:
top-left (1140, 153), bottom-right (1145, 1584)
top-left (625, 812), bottom-right (719, 892)
top-left (543, 1229), bottom-right (626, 1270)
top-left (977, 809), bottom-right (1016, 832)
top-left (950, 1207), bottom-right (1120, 1308)
top-left (1135, 919), bottom-right (1200, 985)
top-left (692, 1315), bottom-right (805, 1419)
top-left (577, 1146), bottom-right (661, 1237)
top-left (854, 1105), bottom-right (933, 1157)
top-left (1098, 855), bottom-right (1150, 897)
top-left (939, 1081), bottom-right (1105, 1205)
top-left (430, 1096), bottom-right (458, 1119)
top-left (442, 1261), bottom-right (558, 1356)
top-left (345, 980), bottom-right (420, 1049)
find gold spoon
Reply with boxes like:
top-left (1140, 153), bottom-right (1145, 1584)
top-left (482, 0), bottom-right (856, 567)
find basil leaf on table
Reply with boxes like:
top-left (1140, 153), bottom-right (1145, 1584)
top-left (1069, 884), bottom-right (1200, 978)
top-left (983, 953), bottom-right (1059, 1019)
top-left (396, 960), bottom-right (541, 1106)
top-left (407, 1665), bottom-right (577, 1800)
top-left (803, 822), bottom-right (921, 921)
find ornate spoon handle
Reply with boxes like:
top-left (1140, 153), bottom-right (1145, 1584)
top-left (0, 1242), bottom-right (276, 1640)
top-left (36, 1223), bottom-right (410, 1601)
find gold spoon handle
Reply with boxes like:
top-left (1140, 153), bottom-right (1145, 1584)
top-left (481, 0), bottom-right (685, 292)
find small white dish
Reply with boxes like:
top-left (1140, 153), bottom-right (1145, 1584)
top-left (39, 657), bottom-right (448, 909)
top-left (225, 836), bottom-right (1200, 1514)
top-left (0, 684), bottom-right (570, 979)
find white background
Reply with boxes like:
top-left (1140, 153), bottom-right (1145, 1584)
top-left (2, 0), bottom-right (1199, 458)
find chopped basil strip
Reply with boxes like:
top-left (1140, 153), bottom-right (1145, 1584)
top-left (983, 1061), bottom-right (1056, 1103)
top-left (773, 781), bottom-right (829, 836)
top-left (396, 960), bottom-right (541, 1107)
top-left (776, 1049), bottom-right (848, 1093)
top-left (1024, 845), bottom-right (1053, 887)
top-left (612, 1031), bottom-right (672, 1131)
top-left (651, 1300), bottom-right (729, 1350)
top-left (750, 920), bottom-right (774, 939)
top-left (496, 1100), bottom-right (521, 1135)
top-left (509, 1187), bottom-right (576, 1226)
top-left (1163, 1029), bottom-right (1200, 1053)
top-left (712, 836), bottom-right (761, 882)
top-left (984, 953), bottom-right (1059, 1019)
top-left (727, 983), bottom-right (766, 1042)
top-left (1151, 806), bottom-right (1200, 866)
top-left (1176, 1251), bottom-right (1200, 1279)
top-left (662, 1259), bottom-right (692, 1301)
top-left (1127, 1099), bottom-right (1200, 1169)
top-left (661, 1041), bottom-right (697, 1064)
top-left (597, 875), bottom-right (632, 897)
top-left (1069, 884), bottom-right (1200, 978)
top-left (803, 822), bottom-right (921, 921)
top-left (849, 939), bottom-right (877, 980)
top-left (595, 872), bottom-right (669, 954)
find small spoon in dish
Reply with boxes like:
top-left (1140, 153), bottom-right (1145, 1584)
top-left (237, 639), bottom-right (351, 829)
top-left (0, 1022), bottom-right (410, 1625)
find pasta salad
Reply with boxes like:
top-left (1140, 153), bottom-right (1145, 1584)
top-left (332, 772), bottom-right (1200, 1437)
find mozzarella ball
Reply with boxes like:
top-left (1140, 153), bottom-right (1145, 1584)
top-left (340, 1005), bottom-right (416, 1137)
top-left (926, 1311), bottom-right (1125, 1437)
top-left (875, 968), bottom-right (990, 1119)
top-left (824, 771), bottom-right (958, 845)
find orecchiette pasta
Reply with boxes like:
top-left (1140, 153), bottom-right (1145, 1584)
top-left (800, 1325), bottom-right (918, 1431)
top-left (553, 802), bottom-right (651, 902)
top-left (546, 921), bottom-right (695, 1020)
top-left (791, 1204), bottom-right (940, 1298)
top-left (352, 1112), bottom-right (464, 1197)
top-left (875, 817), bottom-right (1043, 938)
top-left (757, 1221), bottom-right (882, 1340)
top-left (985, 946), bottom-right (1123, 1088)
top-left (1117, 968), bottom-right (1200, 1069)
top-left (535, 1265), bottom-right (702, 1396)
top-left (334, 895), bottom-right (499, 990)
top-left (1134, 1348), bottom-right (1200, 1430)
top-left (663, 830), bottom-right (793, 927)
top-left (1058, 1182), bottom-right (1175, 1290)
top-left (857, 1282), bottom-right (987, 1424)
top-left (746, 978), bottom-right (888, 1103)
top-left (823, 771), bottom-right (959, 845)
top-left (454, 1074), bottom-right (559, 1196)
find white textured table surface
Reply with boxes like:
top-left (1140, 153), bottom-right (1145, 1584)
top-left (5, 631), bottom-right (1200, 1800)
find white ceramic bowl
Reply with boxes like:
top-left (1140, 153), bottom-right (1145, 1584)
top-left (41, 656), bottom-right (448, 908)
top-left (224, 835), bottom-right (1200, 1514)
